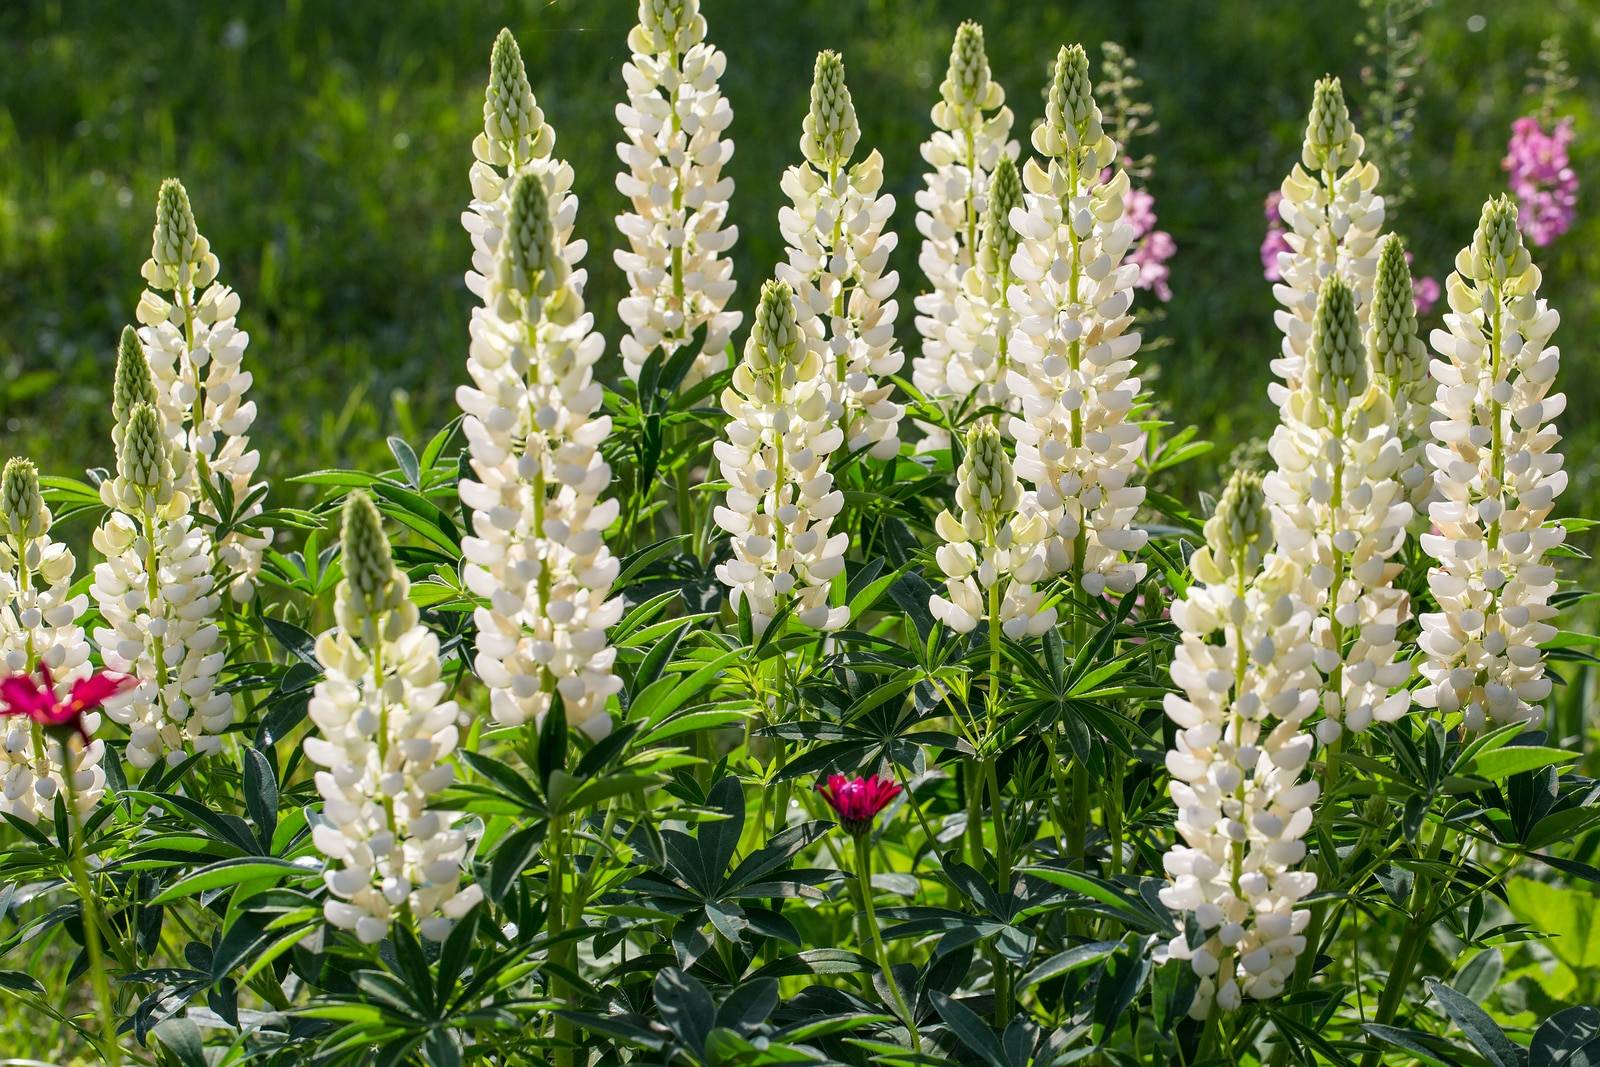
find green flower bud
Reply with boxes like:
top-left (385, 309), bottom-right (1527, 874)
top-left (1301, 76), bottom-right (1360, 171)
top-left (746, 279), bottom-right (799, 375)
top-left (500, 174), bottom-right (559, 310)
top-left (638, 0), bottom-right (694, 51)
top-left (1368, 235), bottom-right (1426, 387)
top-left (152, 178), bottom-right (198, 274)
top-left (1047, 44), bottom-right (1097, 149)
top-left (113, 326), bottom-right (159, 433)
top-left (486, 28), bottom-right (540, 149)
top-left (942, 21), bottom-right (991, 118)
top-left (1470, 194), bottom-right (1532, 287)
top-left (118, 402), bottom-right (171, 493)
top-left (1305, 275), bottom-right (1367, 410)
top-left (958, 422), bottom-right (1018, 524)
top-left (1207, 469), bottom-right (1271, 582)
top-left (1, 457), bottom-right (47, 541)
top-left (979, 156), bottom-right (1023, 277)
top-left (340, 491), bottom-right (402, 620)
top-left (801, 50), bottom-right (859, 171)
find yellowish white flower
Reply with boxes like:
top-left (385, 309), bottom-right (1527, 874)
top-left (1006, 44), bottom-right (1147, 596)
top-left (1268, 77), bottom-right (1385, 404)
top-left (1418, 196), bottom-right (1566, 730)
top-left (713, 279), bottom-right (848, 633)
top-left (458, 30), bottom-right (624, 741)
top-left (614, 0), bottom-right (741, 385)
top-left (134, 178), bottom-right (268, 602)
top-left (1160, 471), bottom-right (1320, 1017)
top-left (1368, 234), bottom-right (1436, 522)
top-left (778, 50), bottom-right (904, 460)
top-left (308, 492), bottom-right (480, 944)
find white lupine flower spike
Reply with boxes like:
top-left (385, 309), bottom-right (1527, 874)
top-left (614, 0), bottom-right (741, 386)
top-left (1265, 274), bottom-right (1413, 740)
top-left (912, 20), bottom-right (1018, 446)
top-left (135, 179), bottom-right (269, 602)
top-left (1268, 77), bottom-right (1385, 403)
top-left (1368, 234), bottom-right (1435, 522)
top-left (778, 50), bottom-right (905, 460)
top-left (308, 492), bottom-right (481, 945)
top-left (928, 424), bottom-right (1056, 639)
top-left (1161, 471), bottom-right (1321, 1017)
top-left (1418, 196), bottom-right (1566, 730)
top-left (713, 279), bottom-right (849, 634)
top-left (92, 362), bottom-right (228, 768)
top-left (0, 458), bottom-right (101, 823)
top-left (1007, 44), bottom-right (1147, 597)
top-left (458, 30), bottom-right (625, 741)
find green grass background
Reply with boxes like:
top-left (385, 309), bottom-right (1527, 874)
top-left (1, 0), bottom-right (1595, 512)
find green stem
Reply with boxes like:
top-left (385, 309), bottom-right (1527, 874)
top-left (548, 814), bottom-right (574, 1067)
top-left (1360, 817), bottom-right (1449, 1067)
top-left (854, 833), bottom-right (921, 1054)
top-left (62, 744), bottom-right (121, 1066)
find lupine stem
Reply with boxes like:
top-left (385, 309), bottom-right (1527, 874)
top-left (853, 833), bottom-right (920, 1054)
top-left (61, 745), bottom-right (121, 1066)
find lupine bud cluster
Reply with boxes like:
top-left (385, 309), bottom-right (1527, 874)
top-left (135, 178), bottom-right (268, 602)
top-left (1161, 471), bottom-right (1320, 1016)
top-left (713, 279), bottom-right (848, 633)
top-left (778, 51), bottom-right (904, 460)
top-left (307, 493), bottom-right (480, 944)
top-left (1268, 78), bottom-right (1385, 403)
top-left (911, 20), bottom-right (1018, 438)
top-left (1265, 276), bottom-right (1413, 738)
top-left (1418, 197), bottom-right (1566, 730)
top-left (1007, 44), bottom-right (1147, 596)
top-left (1368, 235), bottom-right (1435, 519)
top-left (92, 369), bottom-right (228, 768)
top-left (458, 31), bottom-right (624, 741)
top-left (928, 424), bottom-right (1055, 637)
top-left (0, 459), bottom-right (100, 823)
top-left (614, 0), bottom-right (741, 385)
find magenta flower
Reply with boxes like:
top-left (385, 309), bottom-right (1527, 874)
top-left (817, 773), bottom-right (902, 835)
top-left (1121, 186), bottom-right (1175, 302)
top-left (1412, 273), bottom-right (1441, 316)
top-left (1261, 191), bottom-right (1290, 283)
top-left (1503, 115), bottom-right (1578, 247)
top-left (0, 664), bottom-right (134, 744)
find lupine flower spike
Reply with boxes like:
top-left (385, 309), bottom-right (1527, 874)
top-left (817, 773), bottom-right (902, 836)
top-left (1161, 470), bottom-right (1320, 1016)
top-left (1418, 197), bottom-right (1566, 730)
top-left (778, 50), bottom-right (904, 459)
top-left (307, 492), bottom-right (480, 944)
top-left (911, 20), bottom-right (1018, 448)
top-left (1007, 44), bottom-right (1147, 596)
top-left (458, 29), bottom-right (625, 740)
top-left (135, 178), bottom-right (269, 602)
top-left (1368, 234), bottom-right (1435, 522)
top-left (614, 0), bottom-right (741, 385)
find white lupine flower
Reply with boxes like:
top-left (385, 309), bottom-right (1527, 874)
top-left (1159, 472), bottom-right (1320, 1017)
top-left (1368, 234), bottom-right (1436, 522)
top-left (134, 179), bottom-right (268, 602)
top-left (614, 0), bottom-right (741, 386)
top-left (1268, 77), bottom-right (1385, 404)
top-left (308, 493), bottom-right (481, 945)
top-left (458, 31), bottom-right (624, 741)
top-left (1264, 276), bottom-right (1413, 739)
top-left (92, 395), bottom-right (228, 769)
top-left (777, 50), bottom-right (904, 460)
top-left (0, 459), bottom-right (102, 824)
top-left (1006, 44), bottom-right (1147, 596)
top-left (713, 279), bottom-right (849, 634)
top-left (929, 424), bottom-right (1055, 638)
top-left (911, 20), bottom-right (1018, 439)
top-left (1418, 197), bottom-right (1566, 730)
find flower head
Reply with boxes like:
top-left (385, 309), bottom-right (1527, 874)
top-left (1503, 115), bottom-right (1577, 247)
top-left (817, 773), bottom-right (902, 835)
top-left (1, 458), bottom-right (46, 542)
top-left (0, 664), bottom-right (133, 744)
top-left (802, 50), bottom-right (859, 171)
top-left (1302, 76), bottom-right (1360, 171)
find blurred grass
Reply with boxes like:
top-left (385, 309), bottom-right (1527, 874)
top-left (0, 0), bottom-right (1596, 514)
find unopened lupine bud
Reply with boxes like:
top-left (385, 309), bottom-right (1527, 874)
top-left (1047, 44), bottom-right (1098, 149)
top-left (118, 403), bottom-right (170, 492)
top-left (1, 458), bottom-right (45, 540)
top-left (1304, 275), bottom-right (1366, 409)
top-left (1368, 236), bottom-right (1426, 386)
top-left (1301, 76), bottom-right (1359, 171)
top-left (638, 0), bottom-right (691, 49)
top-left (747, 280), bottom-right (799, 374)
top-left (486, 29), bottom-right (538, 147)
top-left (978, 155), bottom-right (1023, 276)
top-left (801, 50), bottom-right (859, 171)
top-left (958, 423), bottom-right (1018, 524)
top-left (113, 325), bottom-right (159, 432)
top-left (500, 175), bottom-right (560, 309)
top-left (152, 179), bottom-right (198, 274)
top-left (1470, 195), bottom-right (1532, 286)
top-left (1208, 470), bottom-right (1270, 581)
top-left (942, 21), bottom-right (991, 119)
top-left (341, 492), bottom-right (401, 619)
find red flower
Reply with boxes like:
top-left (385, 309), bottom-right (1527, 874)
top-left (0, 665), bottom-right (134, 744)
top-left (817, 773), bottom-right (902, 836)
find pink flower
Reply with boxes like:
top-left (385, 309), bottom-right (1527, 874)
top-left (1261, 191), bottom-right (1290, 282)
top-left (817, 773), bottom-right (902, 835)
top-left (1503, 115), bottom-right (1578, 247)
top-left (1412, 274), bottom-right (1440, 316)
top-left (0, 665), bottom-right (134, 744)
top-left (1121, 186), bottom-right (1175, 302)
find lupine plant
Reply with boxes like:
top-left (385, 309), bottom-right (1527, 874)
top-left (1, 12), bottom-right (1597, 1067)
